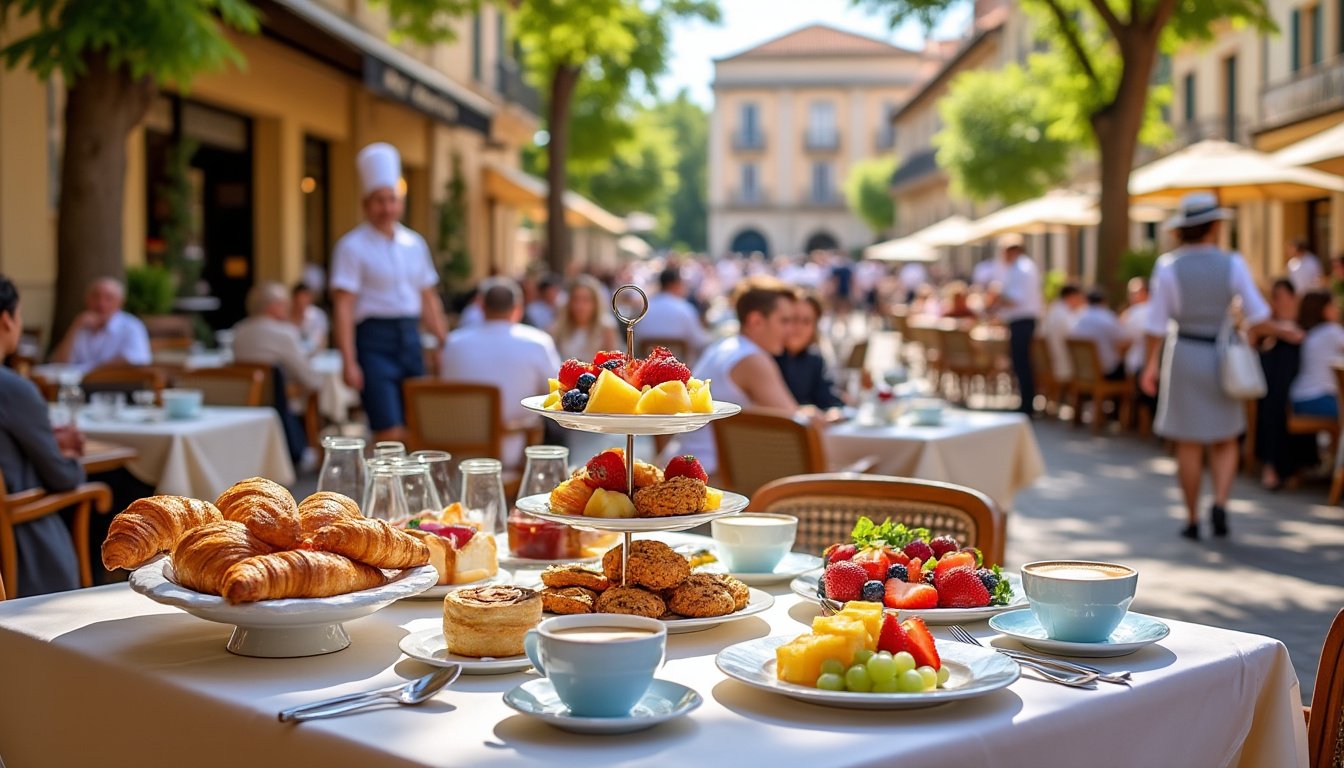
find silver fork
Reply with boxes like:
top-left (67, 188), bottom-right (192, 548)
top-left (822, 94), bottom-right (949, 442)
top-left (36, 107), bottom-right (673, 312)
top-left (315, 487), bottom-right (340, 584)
top-left (948, 625), bottom-right (1131, 685)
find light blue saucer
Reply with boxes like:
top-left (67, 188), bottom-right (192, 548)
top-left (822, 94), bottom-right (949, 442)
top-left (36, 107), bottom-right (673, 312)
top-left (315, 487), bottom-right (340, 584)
top-left (988, 609), bottom-right (1170, 658)
top-left (704, 551), bottom-right (823, 586)
top-left (502, 678), bottom-right (701, 734)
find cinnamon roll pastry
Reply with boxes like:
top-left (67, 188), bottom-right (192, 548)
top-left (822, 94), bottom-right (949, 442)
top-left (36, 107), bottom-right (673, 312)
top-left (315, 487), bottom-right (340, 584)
top-left (214, 477), bottom-right (302, 550)
top-left (443, 585), bottom-right (541, 657)
top-left (171, 520), bottom-right (273, 594)
top-left (101, 496), bottom-right (223, 570)
top-left (304, 517), bottom-right (430, 569)
top-left (220, 550), bottom-right (387, 604)
top-left (298, 491), bottom-right (362, 536)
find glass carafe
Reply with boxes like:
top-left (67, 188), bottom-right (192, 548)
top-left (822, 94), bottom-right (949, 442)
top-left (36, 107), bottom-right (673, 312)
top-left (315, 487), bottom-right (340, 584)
top-left (317, 437), bottom-right (367, 503)
top-left (508, 446), bottom-right (575, 560)
top-left (362, 460), bottom-right (420, 522)
top-left (397, 459), bottom-right (443, 519)
top-left (411, 450), bottom-right (457, 506)
top-left (373, 441), bottom-right (406, 461)
top-left (459, 458), bottom-right (507, 536)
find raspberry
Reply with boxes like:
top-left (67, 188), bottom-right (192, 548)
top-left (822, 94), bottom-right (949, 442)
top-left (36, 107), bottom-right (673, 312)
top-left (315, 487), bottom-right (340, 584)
top-left (593, 350), bottom-right (627, 366)
top-left (648, 346), bottom-right (676, 360)
top-left (929, 535), bottom-right (961, 560)
top-left (821, 561), bottom-right (867, 603)
top-left (639, 356), bottom-right (692, 387)
top-left (903, 539), bottom-right (935, 563)
top-left (560, 389), bottom-right (588, 412)
top-left (885, 564), bottom-right (909, 582)
top-left (575, 372), bottom-right (597, 394)
top-left (558, 359), bottom-right (598, 389)
top-left (860, 580), bottom-right (885, 602)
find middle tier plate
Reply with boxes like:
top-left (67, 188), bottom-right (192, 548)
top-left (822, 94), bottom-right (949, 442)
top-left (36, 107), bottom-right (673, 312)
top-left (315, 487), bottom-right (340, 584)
top-left (515, 491), bottom-right (748, 533)
top-left (520, 396), bottom-right (741, 435)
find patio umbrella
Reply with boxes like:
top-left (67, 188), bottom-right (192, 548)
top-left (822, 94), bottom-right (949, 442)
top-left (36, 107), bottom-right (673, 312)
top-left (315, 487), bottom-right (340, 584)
top-left (967, 190), bottom-right (1099, 240)
top-left (863, 237), bottom-right (938, 262)
top-left (1129, 139), bottom-right (1344, 204)
top-left (1272, 123), bottom-right (1344, 175)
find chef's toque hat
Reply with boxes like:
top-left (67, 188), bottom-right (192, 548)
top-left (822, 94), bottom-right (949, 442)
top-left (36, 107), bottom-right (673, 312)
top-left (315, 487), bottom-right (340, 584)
top-left (357, 142), bottom-right (402, 197)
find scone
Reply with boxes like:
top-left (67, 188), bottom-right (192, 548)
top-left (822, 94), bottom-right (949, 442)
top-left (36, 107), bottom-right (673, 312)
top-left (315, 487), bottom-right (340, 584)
top-left (667, 574), bottom-right (736, 618)
top-left (705, 573), bottom-right (751, 611)
top-left (540, 564), bottom-right (611, 591)
top-left (601, 540), bottom-right (690, 590)
top-left (595, 585), bottom-right (666, 619)
top-left (541, 586), bottom-right (598, 614)
top-left (443, 585), bottom-right (541, 658)
top-left (633, 477), bottom-right (707, 518)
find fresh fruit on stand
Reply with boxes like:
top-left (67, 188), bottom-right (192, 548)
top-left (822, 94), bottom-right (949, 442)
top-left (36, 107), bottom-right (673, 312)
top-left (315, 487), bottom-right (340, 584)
top-left (664, 455), bottom-right (709, 484)
top-left (701, 487), bottom-right (723, 511)
top-left (635, 380), bottom-right (691, 414)
top-left (928, 534), bottom-right (961, 560)
top-left (584, 450), bottom-right (629, 492)
top-left (883, 578), bottom-right (939, 610)
top-left (689, 379), bottom-right (713, 413)
top-left (581, 488), bottom-right (637, 519)
top-left (593, 350), bottom-right (627, 367)
top-left (901, 617), bottom-right (941, 671)
top-left (549, 477), bottom-right (596, 516)
top-left (820, 561), bottom-right (868, 603)
top-left (935, 567), bottom-right (991, 608)
top-left (575, 372), bottom-right (597, 394)
top-left (558, 359), bottom-right (598, 390)
top-left (560, 389), bottom-right (588, 413)
top-left (639, 355), bottom-right (692, 387)
top-left (585, 369), bottom-right (642, 414)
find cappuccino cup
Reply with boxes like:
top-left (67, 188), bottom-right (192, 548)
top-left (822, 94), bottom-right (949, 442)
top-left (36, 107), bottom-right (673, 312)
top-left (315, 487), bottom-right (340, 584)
top-left (523, 614), bottom-right (666, 717)
top-left (712, 513), bottom-right (797, 573)
top-left (1021, 560), bottom-right (1138, 643)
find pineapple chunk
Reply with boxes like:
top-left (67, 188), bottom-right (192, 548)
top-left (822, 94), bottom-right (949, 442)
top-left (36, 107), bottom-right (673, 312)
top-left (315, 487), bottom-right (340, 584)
top-left (548, 378), bottom-right (564, 393)
top-left (776, 633), bottom-right (862, 685)
top-left (837, 602), bottom-right (884, 648)
top-left (542, 391), bottom-right (562, 410)
top-left (689, 379), bottom-right (713, 413)
top-left (586, 370), bottom-right (642, 414)
top-left (635, 380), bottom-right (692, 414)
top-left (811, 615), bottom-right (871, 652)
top-left (701, 487), bottom-right (723, 511)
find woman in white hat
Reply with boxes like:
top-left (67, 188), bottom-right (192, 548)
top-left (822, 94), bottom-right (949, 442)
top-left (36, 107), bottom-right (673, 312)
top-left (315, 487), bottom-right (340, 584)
top-left (1139, 192), bottom-right (1271, 540)
top-left (330, 143), bottom-right (448, 442)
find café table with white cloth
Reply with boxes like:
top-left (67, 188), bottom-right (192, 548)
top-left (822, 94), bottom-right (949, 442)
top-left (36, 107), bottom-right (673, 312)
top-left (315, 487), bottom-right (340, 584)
top-left (0, 554), bottom-right (1307, 768)
top-left (823, 410), bottom-right (1045, 510)
top-left (73, 406), bottom-right (294, 499)
top-left (151, 348), bottom-right (359, 425)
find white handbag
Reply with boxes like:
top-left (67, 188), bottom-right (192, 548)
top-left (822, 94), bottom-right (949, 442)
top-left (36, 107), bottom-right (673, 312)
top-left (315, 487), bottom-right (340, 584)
top-left (1217, 314), bottom-right (1267, 400)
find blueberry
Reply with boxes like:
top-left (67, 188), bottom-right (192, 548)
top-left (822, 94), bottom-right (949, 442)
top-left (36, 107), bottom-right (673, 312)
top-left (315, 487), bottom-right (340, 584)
top-left (860, 580), bottom-right (885, 603)
top-left (886, 564), bottom-right (909, 582)
top-left (560, 389), bottom-right (588, 412)
top-left (975, 567), bottom-right (1000, 591)
top-left (575, 372), bottom-right (597, 393)
top-left (599, 359), bottom-right (623, 371)
top-left (923, 571), bottom-right (935, 586)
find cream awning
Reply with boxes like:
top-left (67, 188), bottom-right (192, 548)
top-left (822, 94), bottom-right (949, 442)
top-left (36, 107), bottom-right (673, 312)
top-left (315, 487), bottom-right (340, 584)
top-left (967, 191), bottom-right (1098, 239)
top-left (863, 215), bottom-right (977, 261)
top-left (1272, 122), bottom-right (1344, 173)
top-left (1129, 139), bottom-right (1344, 204)
top-left (484, 163), bottom-right (627, 235)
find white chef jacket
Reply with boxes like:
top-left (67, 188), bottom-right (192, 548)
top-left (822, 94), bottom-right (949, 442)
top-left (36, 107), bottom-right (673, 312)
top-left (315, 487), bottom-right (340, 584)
top-left (329, 222), bottom-right (438, 323)
top-left (69, 310), bottom-right (151, 371)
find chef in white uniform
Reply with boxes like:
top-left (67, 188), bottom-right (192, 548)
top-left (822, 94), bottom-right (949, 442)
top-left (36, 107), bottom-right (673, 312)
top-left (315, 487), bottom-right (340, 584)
top-left (330, 143), bottom-right (447, 442)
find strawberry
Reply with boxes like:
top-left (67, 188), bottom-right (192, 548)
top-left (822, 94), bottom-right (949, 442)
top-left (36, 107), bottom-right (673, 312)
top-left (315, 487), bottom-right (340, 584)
top-left (593, 350), bottom-right (627, 367)
top-left (664, 455), bottom-right (708, 483)
top-left (851, 547), bottom-right (891, 581)
top-left (929, 534), bottom-right (961, 560)
top-left (821, 561), bottom-right (868, 602)
top-left (907, 558), bottom-right (923, 583)
top-left (618, 358), bottom-right (646, 388)
top-left (883, 547), bottom-right (911, 567)
top-left (904, 539), bottom-right (935, 563)
top-left (584, 450), bottom-right (628, 492)
top-left (824, 543), bottom-right (857, 563)
top-left (933, 551), bottom-right (978, 583)
top-left (901, 617), bottom-right (941, 670)
top-left (877, 612), bottom-right (910, 654)
top-left (648, 346), bottom-right (676, 360)
top-left (937, 567), bottom-right (991, 608)
top-left (639, 356), bottom-right (692, 387)
top-left (883, 579), bottom-right (939, 610)
top-left (558, 359), bottom-right (598, 390)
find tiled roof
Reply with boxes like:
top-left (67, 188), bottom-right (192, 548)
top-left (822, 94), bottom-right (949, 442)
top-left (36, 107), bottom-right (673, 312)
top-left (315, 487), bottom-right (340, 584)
top-left (721, 23), bottom-right (918, 60)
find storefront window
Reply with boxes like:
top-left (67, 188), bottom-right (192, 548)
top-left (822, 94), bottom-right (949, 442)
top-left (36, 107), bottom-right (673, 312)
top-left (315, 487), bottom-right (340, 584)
top-left (302, 136), bottom-right (330, 284)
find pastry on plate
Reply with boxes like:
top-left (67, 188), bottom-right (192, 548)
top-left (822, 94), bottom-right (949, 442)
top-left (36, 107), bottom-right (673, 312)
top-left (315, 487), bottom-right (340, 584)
top-left (171, 520), bottom-right (273, 594)
top-left (540, 586), bottom-right (598, 614)
top-left (443, 585), bottom-right (541, 658)
top-left (666, 573), bottom-right (736, 618)
top-left (540, 564), bottom-right (610, 591)
top-left (405, 526), bottom-right (498, 585)
top-left (595, 585), bottom-right (666, 619)
top-left (214, 477), bottom-right (303, 550)
top-left (632, 476), bottom-right (707, 518)
top-left (220, 549), bottom-right (387, 604)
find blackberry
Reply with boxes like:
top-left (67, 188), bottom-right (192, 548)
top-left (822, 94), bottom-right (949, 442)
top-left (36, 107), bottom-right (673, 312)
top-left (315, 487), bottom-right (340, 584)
top-left (923, 571), bottom-right (935, 586)
top-left (975, 568), bottom-right (1000, 591)
top-left (560, 389), bottom-right (589, 412)
top-left (885, 564), bottom-right (909, 582)
top-left (860, 580), bottom-right (885, 603)
top-left (575, 372), bottom-right (597, 393)
top-left (599, 359), bottom-right (623, 371)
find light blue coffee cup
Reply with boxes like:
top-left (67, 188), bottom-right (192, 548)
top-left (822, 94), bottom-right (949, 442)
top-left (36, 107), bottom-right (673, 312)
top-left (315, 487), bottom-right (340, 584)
top-left (711, 513), bottom-right (797, 573)
top-left (523, 614), bottom-right (666, 718)
top-left (1021, 560), bottom-right (1138, 643)
top-left (161, 388), bottom-right (203, 420)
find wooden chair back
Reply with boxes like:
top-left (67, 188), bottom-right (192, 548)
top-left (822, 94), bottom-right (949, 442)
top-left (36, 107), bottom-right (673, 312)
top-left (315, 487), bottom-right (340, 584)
top-left (1030, 336), bottom-right (1057, 389)
top-left (1065, 338), bottom-right (1104, 387)
top-left (173, 365), bottom-right (267, 407)
top-left (141, 314), bottom-right (193, 345)
top-left (843, 339), bottom-right (870, 371)
top-left (81, 365), bottom-right (166, 399)
top-left (1308, 607), bottom-right (1344, 768)
top-left (1327, 367), bottom-right (1344, 504)
top-left (641, 338), bottom-right (690, 362)
top-left (712, 410), bottom-right (825, 497)
top-left (403, 379), bottom-right (503, 461)
top-left (0, 468), bottom-right (112, 598)
top-left (905, 324), bottom-right (943, 377)
top-left (749, 473), bottom-right (1005, 565)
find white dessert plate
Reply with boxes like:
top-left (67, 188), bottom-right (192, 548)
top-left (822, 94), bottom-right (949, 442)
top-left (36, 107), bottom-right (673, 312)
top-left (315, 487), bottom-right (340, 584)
top-left (503, 678), bottom-right (702, 734)
top-left (987, 610), bottom-right (1171, 658)
top-left (398, 629), bottom-right (534, 674)
top-left (697, 551), bottom-right (824, 586)
top-left (514, 491), bottom-right (748, 533)
top-left (129, 559), bottom-right (438, 658)
top-left (520, 396), bottom-right (741, 435)
top-left (401, 570), bottom-right (513, 601)
top-left (716, 635), bottom-right (1019, 710)
top-left (790, 569), bottom-right (1027, 624)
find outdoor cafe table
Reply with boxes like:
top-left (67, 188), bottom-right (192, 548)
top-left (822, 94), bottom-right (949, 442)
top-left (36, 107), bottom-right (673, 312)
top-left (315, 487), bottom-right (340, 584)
top-left (0, 562), bottom-right (1306, 767)
top-left (824, 410), bottom-right (1046, 510)
top-left (73, 406), bottom-right (294, 499)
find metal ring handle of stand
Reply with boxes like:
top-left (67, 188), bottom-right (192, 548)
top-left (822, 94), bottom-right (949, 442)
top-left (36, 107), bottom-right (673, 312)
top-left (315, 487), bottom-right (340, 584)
top-left (610, 285), bottom-right (649, 586)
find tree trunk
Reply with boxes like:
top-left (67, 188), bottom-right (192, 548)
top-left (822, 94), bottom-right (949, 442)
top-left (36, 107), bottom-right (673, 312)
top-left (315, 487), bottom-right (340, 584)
top-left (52, 52), bottom-right (156, 337)
top-left (544, 64), bottom-right (579, 274)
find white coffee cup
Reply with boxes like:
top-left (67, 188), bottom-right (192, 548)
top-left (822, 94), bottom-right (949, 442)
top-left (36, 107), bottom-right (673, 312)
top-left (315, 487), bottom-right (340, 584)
top-left (711, 513), bottom-right (797, 573)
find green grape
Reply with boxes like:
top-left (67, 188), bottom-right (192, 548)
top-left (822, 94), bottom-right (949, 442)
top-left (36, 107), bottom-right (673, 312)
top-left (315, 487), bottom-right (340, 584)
top-left (874, 650), bottom-right (893, 660)
top-left (819, 658), bottom-right (845, 676)
top-left (936, 666), bottom-right (951, 686)
top-left (897, 669), bottom-right (926, 692)
top-left (872, 677), bottom-right (901, 693)
top-left (917, 666), bottom-right (938, 690)
top-left (845, 665), bottom-right (873, 692)
top-left (893, 651), bottom-right (916, 675)
top-left (866, 654), bottom-right (899, 683)
top-left (853, 649), bottom-right (874, 664)
top-left (816, 673), bottom-right (846, 691)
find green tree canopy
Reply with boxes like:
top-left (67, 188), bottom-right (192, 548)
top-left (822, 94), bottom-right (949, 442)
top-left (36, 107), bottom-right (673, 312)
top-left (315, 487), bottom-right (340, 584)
top-left (844, 155), bottom-right (900, 237)
top-left (656, 90), bottom-right (709, 251)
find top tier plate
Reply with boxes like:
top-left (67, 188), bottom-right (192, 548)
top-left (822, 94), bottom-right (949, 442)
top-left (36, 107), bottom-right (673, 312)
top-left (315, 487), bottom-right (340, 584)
top-left (520, 396), bottom-right (740, 435)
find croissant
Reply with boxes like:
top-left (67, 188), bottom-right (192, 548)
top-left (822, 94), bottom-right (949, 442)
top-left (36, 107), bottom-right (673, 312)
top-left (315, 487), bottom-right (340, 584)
top-left (215, 477), bottom-right (302, 550)
top-left (171, 520), bottom-right (274, 594)
top-left (304, 517), bottom-right (431, 569)
top-left (101, 496), bottom-right (223, 570)
top-left (298, 492), bottom-right (362, 536)
top-left (220, 550), bottom-right (387, 604)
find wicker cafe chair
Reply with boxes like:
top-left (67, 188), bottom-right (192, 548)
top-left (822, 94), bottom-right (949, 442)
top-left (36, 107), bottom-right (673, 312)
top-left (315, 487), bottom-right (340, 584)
top-left (748, 473), bottom-right (1005, 565)
top-left (1065, 338), bottom-right (1133, 434)
top-left (0, 468), bottom-right (112, 598)
top-left (1306, 607), bottom-right (1344, 768)
top-left (172, 364), bottom-right (266, 407)
top-left (1029, 336), bottom-right (1061, 416)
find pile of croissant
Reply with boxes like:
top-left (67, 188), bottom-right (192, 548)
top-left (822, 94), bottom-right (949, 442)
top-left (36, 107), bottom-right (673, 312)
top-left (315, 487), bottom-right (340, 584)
top-left (101, 477), bottom-right (431, 604)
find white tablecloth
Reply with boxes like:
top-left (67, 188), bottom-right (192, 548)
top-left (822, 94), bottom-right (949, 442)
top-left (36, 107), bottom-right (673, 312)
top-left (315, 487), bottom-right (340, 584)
top-left (76, 406), bottom-right (295, 498)
top-left (0, 570), bottom-right (1307, 768)
top-left (824, 411), bottom-right (1046, 509)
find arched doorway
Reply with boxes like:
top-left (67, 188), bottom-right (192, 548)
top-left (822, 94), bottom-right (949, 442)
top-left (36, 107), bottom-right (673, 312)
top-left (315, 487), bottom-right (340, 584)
top-left (729, 228), bottom-right (770, 257)
top-left (804, 230), bottom-right (839, 253)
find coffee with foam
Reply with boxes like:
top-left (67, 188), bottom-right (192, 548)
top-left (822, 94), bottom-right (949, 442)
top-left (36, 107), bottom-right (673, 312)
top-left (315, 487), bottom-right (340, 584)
top-left (1023, 562), bottom-right (1133, 581)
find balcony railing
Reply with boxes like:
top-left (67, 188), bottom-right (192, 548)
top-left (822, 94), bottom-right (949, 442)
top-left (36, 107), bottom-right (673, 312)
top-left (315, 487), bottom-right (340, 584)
top-left (803, 131), bottom-right (840, 151)
top-left (1261, 54), bottom-right (1344, 130)
top-left (804, 189), bottom-right (845, 208)
top-left (496, 60), bottom-right (541, 115)
top-left (728, 188), bottom-right (769, 207)
top-left (733, 131), bottom-right (766, 151)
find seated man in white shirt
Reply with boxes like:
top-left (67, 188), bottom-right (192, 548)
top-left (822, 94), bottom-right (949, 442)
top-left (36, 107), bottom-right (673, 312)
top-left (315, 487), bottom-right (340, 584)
top-left (638, 267), bottom-right (711, 354)
top-left (290, 282), bottom-right (329, 352)
top-left (1069, 289), bottom-right (1128, 380)
top-left (1041, 283), bottom-right (1084, 382)
top-left (439, 278), bottom-right (561, 469)
top-left (232, 282), bottom-right (324, 394)
top-left (50, 277), bottom-right (152, 371)
top-left (1119, 277), bottom-right (1150, 377)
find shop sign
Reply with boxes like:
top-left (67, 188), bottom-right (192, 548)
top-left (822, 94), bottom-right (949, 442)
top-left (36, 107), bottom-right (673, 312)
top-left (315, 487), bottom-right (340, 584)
top-left (363, 58), bottom-right (491, 134)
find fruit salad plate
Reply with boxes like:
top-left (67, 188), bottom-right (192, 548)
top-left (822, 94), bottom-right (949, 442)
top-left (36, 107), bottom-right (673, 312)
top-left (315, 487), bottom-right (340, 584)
top-left (716, 635), bottom-right (1019, 710)
top-left (790, 569), bottom-right (1028, 624)
top-left (520, 396), bottom-right (740, 435)
top-left (515, 491), bottom-right (749, 533)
